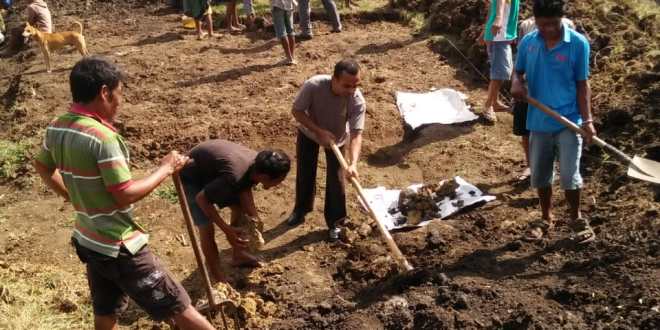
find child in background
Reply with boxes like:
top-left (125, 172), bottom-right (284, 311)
top-left (185, 0), bottom-right (215, 40)
top-left (242, 0), bottom-right (255, 30)
top-left (271, 0), bottom-right (296, 65)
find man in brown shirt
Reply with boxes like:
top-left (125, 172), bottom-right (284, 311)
top-left (285, 59), bottom-right (366, 242)
top-left (180, 140), bottom-right (291, 282)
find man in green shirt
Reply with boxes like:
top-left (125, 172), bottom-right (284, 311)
top-left (481, 0), bottom-right (520, 123)
top-left (34, 57), bottom-right (215, 330)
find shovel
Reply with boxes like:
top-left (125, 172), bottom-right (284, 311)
top-left (330, 143), bottom-right (414, 271)
top-left (526, 97), bottom-right (660, 184)
top-left (172, 173), bottom-right (241, 330)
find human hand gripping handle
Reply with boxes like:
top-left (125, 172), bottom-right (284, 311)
top-left (315, 129), bottom-right (337, 149)
top-left (526, 97), bottom-right (599, 146)
top-left (160, 151), bottom-right (189, 174)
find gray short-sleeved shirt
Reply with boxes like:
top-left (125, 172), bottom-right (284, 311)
top-left (293, 74), bottom-right (366, 146)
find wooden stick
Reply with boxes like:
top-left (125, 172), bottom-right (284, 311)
top-left (330, 143), bottom-right (414, 271)
top-left (172, 173), bottom-right (218, 309)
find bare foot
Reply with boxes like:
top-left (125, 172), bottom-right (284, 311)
top-left (231, 249), bottom-right (260, 268)
top-left (494, 101), bottom-right (511, 112)
top-left (482, 107), bottom-right (497, 124)
top-left (227, 25), bottom-right (242, 33)
top-left (516, 167), bottom-right (531, 181)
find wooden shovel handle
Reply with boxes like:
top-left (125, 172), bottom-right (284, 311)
top-left (330, 143), bottom-right (414, 271)
top-left (526, 96), bottom-right (633, 163)
top-left (172, 173), bottom-right (218, 308)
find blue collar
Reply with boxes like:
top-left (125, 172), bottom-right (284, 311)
top-left (534, 22), bottom-right (572, 44)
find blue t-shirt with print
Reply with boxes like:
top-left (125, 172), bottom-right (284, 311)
top-left (515, 24), bottom-right (590, 133)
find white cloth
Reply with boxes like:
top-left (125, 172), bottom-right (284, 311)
top-left (362, 177), bottom-right (496, 230)
top-left (396, 89), bottom-right (478, 129)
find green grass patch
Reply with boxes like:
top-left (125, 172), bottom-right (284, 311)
top-left (0, 263), bottom-right (93, 330)
top-left (155, 182), bottom-right (179, 204)
top-left (0, 140), bottom-right (31, 179)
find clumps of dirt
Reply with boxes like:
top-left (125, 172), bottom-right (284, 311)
top-left (390, 179), bottom-right (460, 225)
top-left (335, 241), bottom-right (398, 285)
top-left (196, 282), bottom-right (279, 329)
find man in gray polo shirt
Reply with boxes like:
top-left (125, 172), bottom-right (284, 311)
top-left (285, 59), bottom-right (366, 241)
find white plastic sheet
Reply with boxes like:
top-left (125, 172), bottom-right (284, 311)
top-left (396, 89), bottom-right (478, 129)
top-left (361, 177), bottom-right (496, 231)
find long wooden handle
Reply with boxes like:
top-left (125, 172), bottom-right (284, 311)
top-left (172, 173), bottom-right (218, 308)
top-left (526, 96), bottom-right (633, 163)
top-left (330, 143), bottom-right (414, 271)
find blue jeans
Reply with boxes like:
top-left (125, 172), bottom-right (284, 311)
top-left (298, 0), bottom-right (341, 36)
top-left (488, 41), bottom-right (512, 81)
top-left (272, 7), bottom-right (294, 39)
top-left (529, 128), bottom-right (583, 190)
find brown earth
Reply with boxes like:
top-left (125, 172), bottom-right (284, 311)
top-left (1, 0), bottom-right (659, 329)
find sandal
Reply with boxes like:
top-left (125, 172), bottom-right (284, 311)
top-left (569, 218), bottom-right (596, 244)
top-left (482, 107), bottom-right (498, 124)
top-left (522, 219), bottom-right (553, 242)
top-left (516, 167), bottom-right (531, 182)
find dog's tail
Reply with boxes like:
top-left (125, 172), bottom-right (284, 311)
top-left (73, 21), bottom-right (83, 35)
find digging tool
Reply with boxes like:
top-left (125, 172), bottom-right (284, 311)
top-left (330, 143), bottom-right (414, 271)
top-left (526, 97), bottom-right (660, 184)
top-left (172, 173), bottom-right (241, 330)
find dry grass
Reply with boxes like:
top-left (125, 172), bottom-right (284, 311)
top-left (0, 262), bottom-right (93, 330)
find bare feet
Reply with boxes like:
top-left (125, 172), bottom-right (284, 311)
top-left (482, 107), bottom-right (498, 124)
top-left (516, 167), bottom-right (531, 181)
top-left (227, 25), bottom-right (243, 33)
top-left (231, 249), bottom-right (260, 268)
top-left (494, 101), bottom-right (511, 112)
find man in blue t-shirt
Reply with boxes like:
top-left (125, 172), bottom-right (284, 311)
top-left (511, 0), bottom-right (596, 244)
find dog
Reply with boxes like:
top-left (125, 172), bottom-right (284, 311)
top-left (22, 21), bottom-right (88, 73)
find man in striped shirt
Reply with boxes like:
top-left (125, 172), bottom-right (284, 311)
top-left (34, 57), bottom-right (215, 330)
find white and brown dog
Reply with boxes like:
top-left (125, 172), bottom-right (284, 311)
top-left (22, 21), bottom-right (89, 73)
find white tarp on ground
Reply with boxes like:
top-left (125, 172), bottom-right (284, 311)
top-left (362, 177), bottom-right (496, 231)
top-left (396, 89), bottom-right (478, 129)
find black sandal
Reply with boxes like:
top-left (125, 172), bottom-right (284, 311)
top-left (569, 218), bottom-right (596, 244)
top-left (522, 220), bottom-right (553, 242)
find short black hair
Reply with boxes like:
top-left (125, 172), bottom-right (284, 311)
top-left (254, 149), bottom-right (291, 180)
top-left (333, 59), bottom-right (360, 78)
top-left (533, 0), bottom-right (564, 18)
top-left (70, 56), bottom-right (124, 104)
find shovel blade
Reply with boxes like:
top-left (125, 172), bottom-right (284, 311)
top-left (627, 156), bottom-right (660, 184)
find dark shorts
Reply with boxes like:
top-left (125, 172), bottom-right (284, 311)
top-left (513, 101), bottom-right (530, 137)
top-left (72, 239), bottom-right (191, 321)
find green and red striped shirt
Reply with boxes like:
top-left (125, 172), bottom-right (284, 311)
top-left (36, 104), bottom-right (148, 257)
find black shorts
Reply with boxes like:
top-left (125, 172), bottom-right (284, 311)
top-left (513, 101), bottom-right (529, 137)
top-left (72, 239), bottom-right (191, 321)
